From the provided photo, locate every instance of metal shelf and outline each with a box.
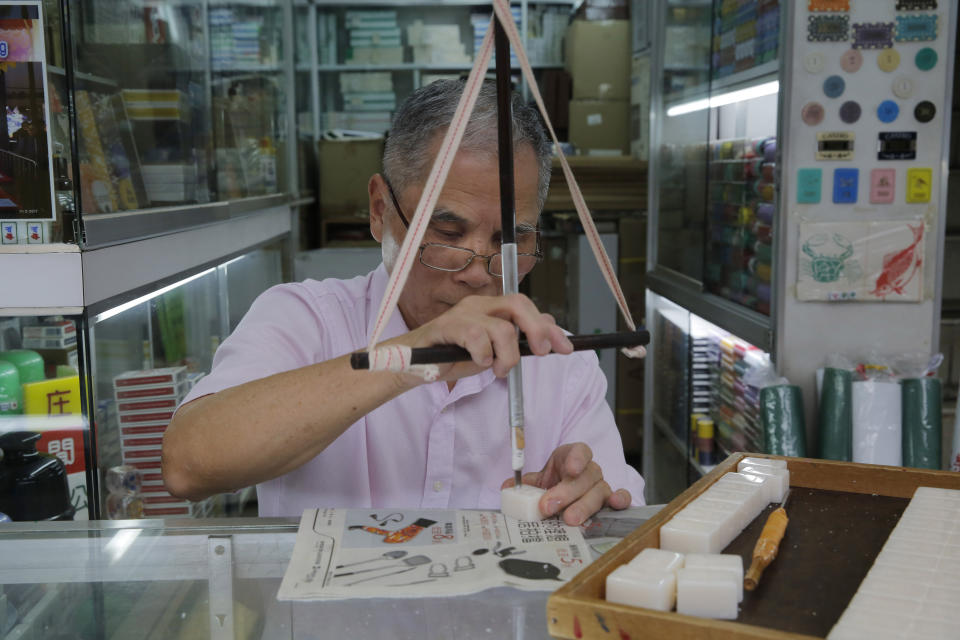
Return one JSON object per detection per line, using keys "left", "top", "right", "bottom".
{"left": 647, "top": 268, "right": 774, "bottom": 352}
{"left": 47, "top": 65, "right": 118, "bottom": 87}
{"left": 313, "top": 62, "right": 563, "bottom": 72}
{"left": 709, "top": 60, "right": 779, "bottom": 94}
{"left": 653, "top": 407, "right": 716, "bottom": 478}
{"left": 654, "top": 414, "right": 687, "bottom": 460}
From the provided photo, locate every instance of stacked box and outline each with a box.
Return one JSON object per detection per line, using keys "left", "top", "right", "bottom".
{"left": 209, "top": 9, "right": 273, "bottom": 70}
{"left": 407, "top": 21, "right": 470, "bottom": 65}
{"left": 471, "top": 10, "right": 520, "bottom": 65}
{"left": 113, "top": 366, "right": 190, "bottom": 517}
{"left": 525, "top": 6, "right": 567, "bottom": 66}
{"left": 345, "top": 10, "right": 404, "bottom": 66}
{"left": 22, "top": 321, "right": 78, "bottom": 351}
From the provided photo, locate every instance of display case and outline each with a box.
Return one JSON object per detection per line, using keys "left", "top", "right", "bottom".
{"left": 644, "top": 0, "right": 957, "bottom": 504}
{"left": 1, "top": 233, "right": 289, "bottom": 522}
{"left": 2, "top": 0, "right": 304, "bottom": 248}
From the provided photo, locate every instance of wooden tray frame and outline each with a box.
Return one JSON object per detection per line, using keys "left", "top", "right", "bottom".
{"left": 547, "top": 452, "right": 960, "bottom": 640}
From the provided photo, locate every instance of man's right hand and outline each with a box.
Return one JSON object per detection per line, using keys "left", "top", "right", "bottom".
{"left": 390, "top": 293, "right": 573, "bottom": 382}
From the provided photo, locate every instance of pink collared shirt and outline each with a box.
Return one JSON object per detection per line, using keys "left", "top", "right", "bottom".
{"left": 181, "top": 265, "right": 645, "bottom": 516}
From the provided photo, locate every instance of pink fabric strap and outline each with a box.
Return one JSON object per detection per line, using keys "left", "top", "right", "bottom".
{"left": 365, "top": 6, "right": 645, "bottom": 374}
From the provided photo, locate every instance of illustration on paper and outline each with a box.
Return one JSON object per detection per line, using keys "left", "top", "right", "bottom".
{"left": 870, "top": 223, "right": 923, "bottom": 299}
{"left": 279, "top": 508, "right": 592, "bottom": 600}
{"left": 801, "top": 233, "right": 861, "bottom": 283}
{"left": 796, "top": 221, "right": 925, "bottom": 302}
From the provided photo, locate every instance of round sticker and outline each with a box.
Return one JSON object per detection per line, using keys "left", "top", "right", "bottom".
{"left": 802, "top": 102, "right": 825, "bottom": 126}
{"left": 823, "top": 75, "right": 845, "bottom": 99}
{"left": 892, "top": 76, "right": 914, "bottom": 99}
{"left": 877, "top": 100, "right": 899, "bottom": 124}
{"left": 915, "top": 48, "right": 937, "bottom": 71}
{"left": 804, "top": 52, "right": 826, "bottom": 74}
{"left": 877, "top": 49, "right": 901, "bottom": 72}
{"left": 839, "top": 101, "right": 861, "bottom": 124}
{"left": 914, "top": 101, "right": 936, "bottom": 123}
{"left": 840, "top": 49, "right": 863, "bottom": 73}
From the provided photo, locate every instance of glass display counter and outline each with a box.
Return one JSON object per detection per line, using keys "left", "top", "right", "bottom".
{"left": 0, "top": 507, "right": 661, "bottom": 639}
{"left": 1, "top": 236, "right": 289, "bottom": 522}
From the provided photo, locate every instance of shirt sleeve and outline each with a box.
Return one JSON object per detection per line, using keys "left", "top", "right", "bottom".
{"left": 557, "top": 352, "right": 647, "bottom": 506}
{"left": 179, "top": 283, "right": 332, "bottom": 408}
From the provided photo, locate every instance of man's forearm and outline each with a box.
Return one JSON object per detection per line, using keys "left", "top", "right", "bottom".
{"left": 162, "top": 353, "right": 416, "bottom": 501}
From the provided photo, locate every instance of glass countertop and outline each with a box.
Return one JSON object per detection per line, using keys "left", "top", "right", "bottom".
{"left": 0, "top": 507, "right": 663, "bottom": 639}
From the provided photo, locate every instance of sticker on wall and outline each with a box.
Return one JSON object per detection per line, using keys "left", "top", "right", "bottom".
{"left": 896, "top": 0, "right": 937, "bottom": 10}
{"left": 808, "top": 0, "right": 850, "bottom": 12}
{"left": 808, "top": 15, "right": 849, "bottom": 42}
{"left": 852, "top": 23, "right": 895, "bottom": 49}
{"left": 797, "top": 221, "right": 925, "bottom": 302}
{"left": 895, "top": 15, "right": 937, "bottom": 41}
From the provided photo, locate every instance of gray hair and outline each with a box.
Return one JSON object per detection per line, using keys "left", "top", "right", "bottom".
{"left": 383, "top": 79, "right": 552, "bottom": 210}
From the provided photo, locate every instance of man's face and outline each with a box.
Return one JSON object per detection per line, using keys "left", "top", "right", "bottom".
{"left": 369, "top": 141, "right": 541, "bottom": 330}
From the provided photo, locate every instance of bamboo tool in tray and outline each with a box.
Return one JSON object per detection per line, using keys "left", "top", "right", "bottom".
{"left": 744, "top": 489, "right": 790, "bottom": 591}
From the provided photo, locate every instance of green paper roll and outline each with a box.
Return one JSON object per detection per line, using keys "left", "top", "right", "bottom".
{"left": 760, "top": 384, "right": 807, "bottom": 457}
{"left": 0, "top": 361, "right": 22, "bottom": 415}
{"left": 819, "top": 368, "right": 853, "bottom": 461}
{"left": 901, "top": 377, "right": 942, "bottom": 469}
{"left": 0, "top": 349, "right": 44, "bottom": 384}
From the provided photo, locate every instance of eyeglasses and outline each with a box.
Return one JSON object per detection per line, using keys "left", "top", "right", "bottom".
{"left": 382, "top": 175, "right": 543, "bottom": 277}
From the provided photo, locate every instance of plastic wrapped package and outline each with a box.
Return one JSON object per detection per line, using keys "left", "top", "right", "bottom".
{"left": 819, "top": 367, "right": 853, "bottom": 461}
{"left": 746, "top": 359, "right": 807, "bottom": 457}
{"left": 901, "top": 377, "right": 941, "bottom": 469}
{"left": 852, "top": 379, "right": 901, "bottom": 466}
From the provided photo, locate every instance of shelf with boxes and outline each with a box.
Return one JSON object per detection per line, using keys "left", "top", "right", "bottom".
{"left": 295, "top": 2, "right": 573, "bottom": 143}
{"left": 8, "top": 0, "right": 299, "bottom": 249}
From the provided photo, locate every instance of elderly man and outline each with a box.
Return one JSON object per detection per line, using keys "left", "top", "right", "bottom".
{"left": 163, "top": 80, "right": 644, "bottom": 525}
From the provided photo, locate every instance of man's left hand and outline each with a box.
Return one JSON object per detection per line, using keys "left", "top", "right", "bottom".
{"left": 500, "top": 442, "right": 631, "bottom": 526}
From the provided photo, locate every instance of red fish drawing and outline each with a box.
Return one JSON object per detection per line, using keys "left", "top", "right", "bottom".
{"left": 871, "top": 223, "right": 923, "bottom": 299}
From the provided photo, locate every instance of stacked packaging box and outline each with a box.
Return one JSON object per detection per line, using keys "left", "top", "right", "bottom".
{"left": 710, "top": 336, "right": 765, "bottom": 458}
{"left": 565, "top": 18, "right": 631, "bottom": 155}
{"left": 407, "top": 21, "right": 470, "bottom": 65}
{"left": 525, "top": 6, "right": 568, "bottom": 66}
{"left": 704, "top": 136, "right": 775, "bottom": 315}
{"left": 345, "top": 10, "right": 403, "bottom": 66}
{"left": 470, "top": 9, "right": 520, "bottom": 65}
{"left": 120, "top": 89, "right": 196, "bottom": 204}
{"left": 209, "top": 8, "right": 271, "bottom": 70}
{"left": 113, "top": 366, "right": 200, "bottom": 517}
{"left": 339, "top": 71, "right": 396, "bottom": 114}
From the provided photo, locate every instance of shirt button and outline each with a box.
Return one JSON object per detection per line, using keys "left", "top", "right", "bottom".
{"left": 433, "top": 481, "right": 443, "bottom": 492}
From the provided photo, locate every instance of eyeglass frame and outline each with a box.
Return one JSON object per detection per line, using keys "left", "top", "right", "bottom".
{"left": 381, "top": 174, "right": 544, "bottom": 277}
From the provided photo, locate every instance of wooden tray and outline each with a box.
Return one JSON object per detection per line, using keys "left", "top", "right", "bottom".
{"left": 547, "top": 453, "right": 960, "bottom": 640}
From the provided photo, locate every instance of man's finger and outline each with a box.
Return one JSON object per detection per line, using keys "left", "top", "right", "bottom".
{"left": 561, "top": 442, "right": 593, "bottom": 479}
{"left": 540, "top": 460, "right": 603, "bottom": 517}
{"left": 561, "top": 480, "right": 612, "bottom": 526}
{"left": 606, "top": 488, "right": 631, "bottom": 510}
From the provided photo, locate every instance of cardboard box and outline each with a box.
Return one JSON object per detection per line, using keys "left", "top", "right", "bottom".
{"left": 569, "top": 99, "right": 629, "bottom": 155}
{"left": 565, "top": 20, "right": 630, "bottom": 100}
{"left": 318, "top": 137, "right": 384, "bottom": 213}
